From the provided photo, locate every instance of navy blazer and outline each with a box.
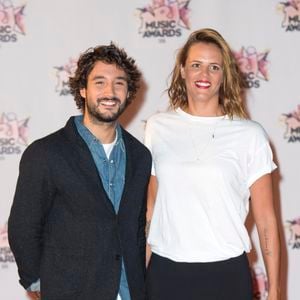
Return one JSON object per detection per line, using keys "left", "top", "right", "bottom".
{"left": 8, "top": 117, "right": 152, "bottom": 300}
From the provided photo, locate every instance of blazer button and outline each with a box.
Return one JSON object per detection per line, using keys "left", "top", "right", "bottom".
{"left": 115, "top": 254, "right": 121, "bottom": 261}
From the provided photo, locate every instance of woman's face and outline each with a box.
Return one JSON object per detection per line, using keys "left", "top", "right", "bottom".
{"left": 181, "top": 42, "right": 224, "bottom": 109}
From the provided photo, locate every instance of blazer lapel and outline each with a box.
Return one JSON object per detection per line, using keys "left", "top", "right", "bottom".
{"left": 63, "top": 117, "right": 115, "bottom": 214}
{"left": 118, "top": 130, "right": 134, "bottom": 212}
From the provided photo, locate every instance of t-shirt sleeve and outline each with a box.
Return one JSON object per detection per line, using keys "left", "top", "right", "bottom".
{"left": 144, "top": 119, "right": 156, "bottom": 176}
{"left": 246, "top": 125, "right": 277, "bottom": 188}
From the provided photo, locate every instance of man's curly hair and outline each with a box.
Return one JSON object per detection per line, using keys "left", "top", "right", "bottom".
{"left": 69, "top": 43, "right": 141, "bottom": 112}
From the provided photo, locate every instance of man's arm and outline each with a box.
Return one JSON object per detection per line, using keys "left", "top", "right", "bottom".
{"left": 138, "top": 187, "right": 147, "bottom": 269}
{"left": 27, "top": 279, "right": 41, "bottom": 299}
{"left": 27, "top": 291, "right": 41, "bottom": 300}
{"left": 8, "top": 142, "right": 51, "bottom": 289}
{"left": 250, "top": 173, "right": 280, "bottom": 300}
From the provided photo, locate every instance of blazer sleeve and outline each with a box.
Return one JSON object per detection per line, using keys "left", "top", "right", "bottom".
{"left": 137, "top": 188, "right": 147, "bottom": 268}
{"left": 8, "top": 141, "right": 53, "bottom": 289}
{"left": 137, "top": 147, "right": 152, "bottom": 270}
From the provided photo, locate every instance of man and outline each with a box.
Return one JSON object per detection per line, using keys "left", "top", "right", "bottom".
{"left": 8, "top": 43, "right": 152, "bottom": 300}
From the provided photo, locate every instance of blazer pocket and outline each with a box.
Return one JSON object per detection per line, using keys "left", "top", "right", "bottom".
{"left": 41, "top": 247, "right": 87, "bottom": 298}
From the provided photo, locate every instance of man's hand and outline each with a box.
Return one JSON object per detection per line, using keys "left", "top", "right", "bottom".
{"left": 27, "top": 291, "right": 41, "bottom": 300}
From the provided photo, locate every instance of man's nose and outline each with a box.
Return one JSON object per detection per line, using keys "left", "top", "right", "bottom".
{"left": 103, "top": 82, "right": 115, "bottom": 96}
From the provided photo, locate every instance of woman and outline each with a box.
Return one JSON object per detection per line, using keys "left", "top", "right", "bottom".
{"left": 144, "top": 28, "right": 280, "bottom": 300}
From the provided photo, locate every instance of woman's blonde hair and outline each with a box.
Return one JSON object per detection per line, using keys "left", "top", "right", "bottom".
{"left": 168, "top": 28, "right": 247, "bottom": 119}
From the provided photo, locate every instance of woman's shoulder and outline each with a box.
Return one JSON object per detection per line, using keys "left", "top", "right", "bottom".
{"left": 231, "top": 117, "right": 269, "bottom": 140}
{"left": 146, "top": 109, "right": 177, "bottom": 125}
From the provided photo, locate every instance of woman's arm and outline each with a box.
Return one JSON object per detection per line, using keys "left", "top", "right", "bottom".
{"left": 146, "top": 175, "right": 158, "bottom": 267}
{"left": 250, "top": 173, "right": 281, "bottom": 300}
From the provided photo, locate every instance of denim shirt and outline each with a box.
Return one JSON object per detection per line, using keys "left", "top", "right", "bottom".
{"left": 75, "top": 116, "right": 130, "bottom": 300}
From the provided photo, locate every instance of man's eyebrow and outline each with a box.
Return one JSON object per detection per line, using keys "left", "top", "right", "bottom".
{"left": 90, "top": 75, "right": 127, "bottom": 81}
{"left": 91, "top": 75, "right": 105, "bottom": 81}
{"left": 115, "top": 76, "right": 127, "bottom": 81}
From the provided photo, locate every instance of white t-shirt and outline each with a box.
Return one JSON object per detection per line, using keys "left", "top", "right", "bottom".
{"left": 102, "top": 130, "right": 117, "bottom": 158}
{"left": 144, "top": 108, "right": 277, "bottom": 263}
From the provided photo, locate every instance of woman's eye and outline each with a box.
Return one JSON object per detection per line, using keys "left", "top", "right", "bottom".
{"left": 191, "top": 63, "right": 200, "bottom": 68}
{"left": 210, "top": 65, "right": 221, "bottom": 71}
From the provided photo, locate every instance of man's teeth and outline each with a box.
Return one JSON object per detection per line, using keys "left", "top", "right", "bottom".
{"left": 101, "top": 100, "right": 116, "bottom": 106}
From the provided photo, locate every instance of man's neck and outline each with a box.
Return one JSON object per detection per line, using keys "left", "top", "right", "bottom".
{"left": 83, "top": 116, "right": 117, "bottom": 144}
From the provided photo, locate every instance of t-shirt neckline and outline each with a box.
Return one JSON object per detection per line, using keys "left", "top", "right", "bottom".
{"left": 176, "top": 107, "right": 227, "bottom": 123}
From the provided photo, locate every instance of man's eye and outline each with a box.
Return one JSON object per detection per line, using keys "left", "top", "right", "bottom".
{"left": 96, "top": 81, "right": 104, "bottom": 85}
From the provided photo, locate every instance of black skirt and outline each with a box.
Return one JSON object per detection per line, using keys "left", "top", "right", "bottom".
{"left": 146, "top": 252, "right": 253, "bottom": 300}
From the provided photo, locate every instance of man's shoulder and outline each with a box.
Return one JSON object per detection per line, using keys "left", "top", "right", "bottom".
{"left": 19, "top": 129, "right": 63, "bottom": 165}
{"left": 121, "top": 127, "right": 144, "bottom": 147}
{"left": 25, "top": 117, "right": 77, "bottom": 150}
{"left": 27, "top": 127, "right": 65, "bottom": 149}
{"left": 21, "top": 117, "right": 78, "bottom": 160}
{"left": 121, "top": 128, "right": 151, "bottom": 157}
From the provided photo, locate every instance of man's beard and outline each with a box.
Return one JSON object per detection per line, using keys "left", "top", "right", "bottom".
{"left": 86, "top": 97, "right": 127, "bottom": 123}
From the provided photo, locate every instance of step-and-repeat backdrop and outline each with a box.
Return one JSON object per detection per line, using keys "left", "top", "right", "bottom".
{"left": 0, "top": 1, "right": 299, "bottom": 299}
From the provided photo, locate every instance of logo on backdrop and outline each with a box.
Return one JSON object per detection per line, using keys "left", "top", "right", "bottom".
{"left": 0, "top": 0, "right": 26, "bottom": 44}
{"left": 136, "top": 0, "right": 191, "bottom": 42}
{"left": 0, "top": 112, "right": 29, "bottom": 159}
{"left": 0, "top": 222, "right": 15, "bottom": 268}
{"left": 234, "top": 46, "right": 270, "bottom": 89}
{"left": 251, "top": 266, "right": 268, "bottom": 300}
{"left": 280, "top": 105, "right": 300, "bottom": 142}
{"left": 286, "top": 216, "right": 300, "bottom": 249}
{"left": 278, "top": 0, "right": 300, "bottom": 31}
{"left": 54, "top": 58, "right": 77, "bottom": 96}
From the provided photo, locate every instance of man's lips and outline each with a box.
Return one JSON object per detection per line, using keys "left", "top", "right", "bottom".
{"left": 194, "top": 80, "right": 211, "bottom": 89}
{"left": 99, "top": 100, "right": 118, "bottom": 106}
{"left": 97, "top": 98, "right": 121, "bottom": 107}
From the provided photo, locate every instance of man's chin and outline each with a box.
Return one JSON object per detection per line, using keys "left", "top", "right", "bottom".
{"left": 94, "top": 112, "right": 120, "bottom": 123}
{"left": 87, "top": 104, "right": 126, "bottom": 123}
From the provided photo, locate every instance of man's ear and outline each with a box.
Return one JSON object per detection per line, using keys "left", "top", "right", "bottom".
{"left": 80, "top": 88, "right": 86, "bottom": 99}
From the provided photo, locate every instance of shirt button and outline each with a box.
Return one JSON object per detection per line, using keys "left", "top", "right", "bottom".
{"left": 110, "top": 160, "right": 114, "bottom": 163}
{"left": 109, "top": 183, "right": 113, "bottom": 187}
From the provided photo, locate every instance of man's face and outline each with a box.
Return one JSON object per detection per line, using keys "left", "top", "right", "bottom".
{"left": 80, "top": 61, "right": 128, "bottom": 123}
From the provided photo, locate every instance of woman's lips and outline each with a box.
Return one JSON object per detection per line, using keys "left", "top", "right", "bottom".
{"left": 194, "top": 80, "right": 211, "bottom": 89}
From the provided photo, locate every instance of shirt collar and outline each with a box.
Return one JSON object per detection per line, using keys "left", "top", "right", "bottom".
{"left": 74, "top": 115, "right": 123, "bottom": 148}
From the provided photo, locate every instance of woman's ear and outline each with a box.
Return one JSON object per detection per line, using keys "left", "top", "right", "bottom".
{"left": 180, "top": 65, "right": 185, "bottom": 79}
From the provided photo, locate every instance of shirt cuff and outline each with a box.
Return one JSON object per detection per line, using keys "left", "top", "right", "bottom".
{"left": 26, "top": 279, "right": 40, "bottom": 292}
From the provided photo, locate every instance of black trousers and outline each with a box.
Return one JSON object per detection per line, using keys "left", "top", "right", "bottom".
{"left": 146, "top": 252, "right": 253, "bottom": 300}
